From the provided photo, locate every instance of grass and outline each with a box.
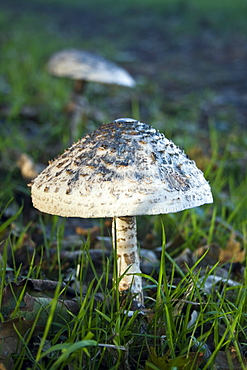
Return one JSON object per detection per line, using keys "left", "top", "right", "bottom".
{"left": 1, "top": 0, "right": 247, "bottom": 368}
{"left": 1, "top": 221, "right": 247, "bottom": 369}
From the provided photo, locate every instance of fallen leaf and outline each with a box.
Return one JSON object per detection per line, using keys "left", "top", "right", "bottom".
{"left": 219, "top": 233, "right": 245, "bottom": 263}
{"left": 174, "top": 248, "right": 193, "bottom": 268}
{"left": 0, "top": 363, "right": 8, "bottom": 370}
{"left": 0, "top": 318, "right": 35, "bottom": 365}
{"left": 145, "top": 347, "right": 204, "bottom": 370}
{"left": 145, "top": 347, "right": 170, "bottom": 369}
{"left": 75, "top": 225, "right": 100, "bottom": 237}
{"left": 1, "top": 279, "right": 79, "bottom": 322}
{"left": 192, "top": 243, "right": 221, "bottom": 267}
{"left": 215, "top": 346, "right": 247, "bottom": 369}
{"left": 18, "top": 293, "right": 79, "bottom": 325}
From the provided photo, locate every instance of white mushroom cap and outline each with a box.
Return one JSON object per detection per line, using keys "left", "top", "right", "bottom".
{"left": 31, "top": 118, "right": 213, "bottom": 218}
{"left": 47, "top": 49, "right": 136, "bottom": 88}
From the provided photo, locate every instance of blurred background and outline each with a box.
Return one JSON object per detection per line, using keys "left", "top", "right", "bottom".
{"left": 0, "top": 0, "right": 246, "bottom": 249}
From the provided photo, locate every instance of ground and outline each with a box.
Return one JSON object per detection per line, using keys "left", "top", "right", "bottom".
{"left": 0, "top": 1, "right": 247, "bottom": 369}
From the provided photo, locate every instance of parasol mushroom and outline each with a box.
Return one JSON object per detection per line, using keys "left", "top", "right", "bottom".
{"left": 30, "top": 118, "right": 213, "bottom": 308}
{"left": 48, "top": 49, "right": 136, "bottom": 90}
{"left": 47, "top": 49, "right": 136, "bottom": 141}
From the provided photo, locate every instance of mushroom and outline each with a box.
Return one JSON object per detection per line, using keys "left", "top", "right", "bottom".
{"left": 48, "top": 49, "right": 136, "bottom": 90}
{"left": 17, "top": 153, "right": 45, "bottom": 181}
{"left": 30, "top": 118, "right": 213, "bottom": 308}
{"left": 47, "top": 49, "right": 136, "bottom": 141}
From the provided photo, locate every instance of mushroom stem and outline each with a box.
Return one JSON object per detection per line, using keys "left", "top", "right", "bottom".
{"left": 74, "top": 79, "right": 87, "bottom": 94}
{"left": 69, "top": 82, "right": 88, "bottom": 143}
{"left": 112, "top": 216, "right": 144, "bottom": 307}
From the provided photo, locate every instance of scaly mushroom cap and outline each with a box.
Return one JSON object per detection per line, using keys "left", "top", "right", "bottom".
{"left": 31, "top": 118, "right": 213, "bottom": 218}
{"left": 47, "top": 49, "right": 136, "bottom": 87}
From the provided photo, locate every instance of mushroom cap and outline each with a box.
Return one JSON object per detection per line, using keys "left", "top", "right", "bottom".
{"left": 31, "top": 118, "right": 213, "bottom": 218}
{"left": 47, "top": 49, "right": 136, "bottom": 87}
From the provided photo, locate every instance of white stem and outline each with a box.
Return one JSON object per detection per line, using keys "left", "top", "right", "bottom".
{"left": 112, "top": 216, "right": 144, "bottom": 307}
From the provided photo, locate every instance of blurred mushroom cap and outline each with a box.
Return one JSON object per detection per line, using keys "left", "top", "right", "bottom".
{"left": 17, "top": 153, "right": 45, "bottom": 181}
{"left": 47, "top": 49, "right": 136, "bottom": 87}
{"left": 31, "top": 118, "right": 213, "bottom": 218}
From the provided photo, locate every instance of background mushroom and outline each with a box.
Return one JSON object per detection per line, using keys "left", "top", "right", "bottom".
{"left": 47, "top": 49, "right": 136, "bottom": 141}
{"left": 30, "top": 118, "right": 213, "bottom": 308}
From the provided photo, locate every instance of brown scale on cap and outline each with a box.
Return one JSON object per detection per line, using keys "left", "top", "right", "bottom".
{"left": 31, "top": 119, "right": 212, "bottom": 217}
{"left": 30, "top": 118, "right": 213, "bottom": 308}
